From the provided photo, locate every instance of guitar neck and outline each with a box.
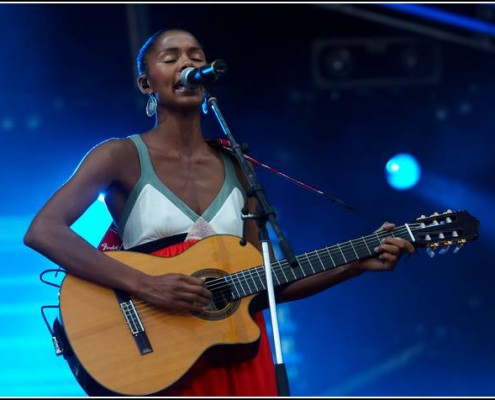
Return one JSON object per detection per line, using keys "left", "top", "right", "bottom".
{"left": 218, "top": 224, "right": 414, "bottom": 300}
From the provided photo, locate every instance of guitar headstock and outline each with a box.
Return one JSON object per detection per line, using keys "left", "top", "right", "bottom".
{"left": 409, "top": 210, "right": 479, "bottom": 257}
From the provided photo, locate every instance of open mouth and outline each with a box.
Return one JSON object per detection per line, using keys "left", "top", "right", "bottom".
{"left": 174, "top": 81, "right": 196, "bottom": 92}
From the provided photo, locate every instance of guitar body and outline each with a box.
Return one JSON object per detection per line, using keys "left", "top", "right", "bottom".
{"left": 59, "top": 235, "right": 263, "bottom": 395}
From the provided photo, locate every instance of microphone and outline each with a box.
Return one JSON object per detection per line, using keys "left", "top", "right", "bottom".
{"left": 180, "top": 59, "right": 228, "bottom": 89}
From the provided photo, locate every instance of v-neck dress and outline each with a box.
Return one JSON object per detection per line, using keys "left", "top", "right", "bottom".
{"left": 118, "top": 134, "right": 246, "bottom": 250}
{"left": 113, "top": 134, "right": 278, "bottom": 396}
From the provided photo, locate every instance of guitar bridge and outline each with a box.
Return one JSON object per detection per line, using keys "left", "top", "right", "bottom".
{"left": 120, "top": 300, "right": 144, "bottom": 335}
{"left": 114, "top": 289, "right": 153, "bottom": 356}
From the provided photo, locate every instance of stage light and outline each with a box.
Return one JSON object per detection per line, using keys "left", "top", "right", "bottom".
{"left": 379, "top": 4, "right": 495, "bottom": 38}
{"left": 385, "top": 153, "right": 421, "bottom": 190}
{"left": 312, "top": 37, "right": 441, "bottom": 88}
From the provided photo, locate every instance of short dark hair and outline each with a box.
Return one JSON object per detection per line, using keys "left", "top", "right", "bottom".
{"left": 136, "top": 28, "right": 204, "bottom": 76}
{"left": 136, "top": 29, "right": 167, "bottom": 76}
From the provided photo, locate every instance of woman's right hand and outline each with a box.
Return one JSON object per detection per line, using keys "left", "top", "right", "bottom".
{"left": 136, "top": 273, "right": 213, "bottom": 312}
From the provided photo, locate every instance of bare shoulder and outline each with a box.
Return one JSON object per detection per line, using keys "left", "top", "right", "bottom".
{"left": 71, "top": 136, "right": 140, "bottom": 183}
{"left": 90, "top": 136, "right": 137, "bottom": 158}
{"left": 80, "top": 136, "right": 137, "bottom": 168}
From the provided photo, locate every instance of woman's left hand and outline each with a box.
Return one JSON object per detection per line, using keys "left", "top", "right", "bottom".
{"left": 355, "top": 222, "right": 416, "bottom": 272}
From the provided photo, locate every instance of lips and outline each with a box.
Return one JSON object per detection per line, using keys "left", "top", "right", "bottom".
{"left": 174, "top": 81, "right": 195, "bottom": 92}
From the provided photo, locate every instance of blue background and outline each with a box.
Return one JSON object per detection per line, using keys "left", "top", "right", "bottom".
{"left": 2, "top": 3, "right": 494, "bottom": 396}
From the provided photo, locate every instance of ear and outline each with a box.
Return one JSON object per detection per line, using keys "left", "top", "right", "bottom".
{"left": 137, "top": 75, "right": 151, "bottom": 94}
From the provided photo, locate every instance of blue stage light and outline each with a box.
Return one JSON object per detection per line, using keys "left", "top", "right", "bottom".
{"left": 378, "top": 4, "right": 495, "bottom": 37}
{"left": 385, "top": 153, "right": 421, "bottom": 190}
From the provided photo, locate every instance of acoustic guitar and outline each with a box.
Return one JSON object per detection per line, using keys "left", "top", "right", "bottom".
{"left": 58, "top": 209, "right": 479, "bottom": 395}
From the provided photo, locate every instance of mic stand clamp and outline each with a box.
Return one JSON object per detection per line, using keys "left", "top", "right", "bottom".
{"left": 205, "top": 87, "right": 296, "bottom": 396}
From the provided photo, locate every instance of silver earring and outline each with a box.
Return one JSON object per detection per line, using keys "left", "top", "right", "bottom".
{"left": 146, "top": 94, "right": 157, "bottom": 117}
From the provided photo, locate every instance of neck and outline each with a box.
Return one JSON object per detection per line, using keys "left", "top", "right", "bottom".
{"left": 149, "top": 109, "right": 209, "bottom": 156}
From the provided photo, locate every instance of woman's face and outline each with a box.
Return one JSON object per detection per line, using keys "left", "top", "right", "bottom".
{"left": 146, "top": 30, "right": 207, "bottom": 111}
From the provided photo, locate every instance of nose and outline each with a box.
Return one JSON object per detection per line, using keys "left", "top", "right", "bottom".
{"left": 180, "top": 60, "right": 194, "bottom": 71}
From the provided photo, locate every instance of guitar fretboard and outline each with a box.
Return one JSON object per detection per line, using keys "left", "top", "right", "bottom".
{"left": 207, "top": 224, "right": 416, "bottom": 300}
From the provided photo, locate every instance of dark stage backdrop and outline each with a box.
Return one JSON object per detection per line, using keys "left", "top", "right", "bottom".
{"left": 1, "top": 3, "right": 494, "bottom": 396}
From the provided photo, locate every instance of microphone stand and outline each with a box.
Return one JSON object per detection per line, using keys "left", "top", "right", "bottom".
{"left": 204, "top": 87, "right": 298, "bottom": 397}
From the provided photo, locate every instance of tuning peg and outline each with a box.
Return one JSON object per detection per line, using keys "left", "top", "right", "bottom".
{"left": 426, "top": 247, "right": 436, "bottom": 258}
{"left": 453, "top": 239, "right": 467, "bottom": 254}
{"left": 439, "top": 241, "right": 451, "bottom": 254}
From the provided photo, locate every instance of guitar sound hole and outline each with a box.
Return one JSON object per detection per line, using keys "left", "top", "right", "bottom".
{"left": 191, "top": 269, "right": 240, "bottom": 321}
{"left": 208, "top": 277, "right": 233, "bottom": 310}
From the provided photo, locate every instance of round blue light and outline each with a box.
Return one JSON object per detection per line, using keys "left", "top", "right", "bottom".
{"left": 385, "top": 153, "right": 421, "bottom": 190}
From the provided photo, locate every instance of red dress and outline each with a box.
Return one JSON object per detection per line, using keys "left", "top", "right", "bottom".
{"left": 97, "top": 225, "right": 279, "bottom": 397}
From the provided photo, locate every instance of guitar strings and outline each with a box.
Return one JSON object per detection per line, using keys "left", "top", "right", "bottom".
{"left": 120, "top": 216, "right": 464, "bottom": 335}
{"left": 122, "top": 227, "right": 416, "bottom": 319}
{"left": 209, "top": 218, "right": 459, "bottom": 300}
{"left": 124, "top": 221, "right": 452, "bottom": 322}
{"left": 131, "top": 299, "right": 191, "bottom": 317}
{"left": 128, "top": 225, "right": 420, "bottom": 321}
{"left": 203, "top": 224, "right": 423, "bottom": 295}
